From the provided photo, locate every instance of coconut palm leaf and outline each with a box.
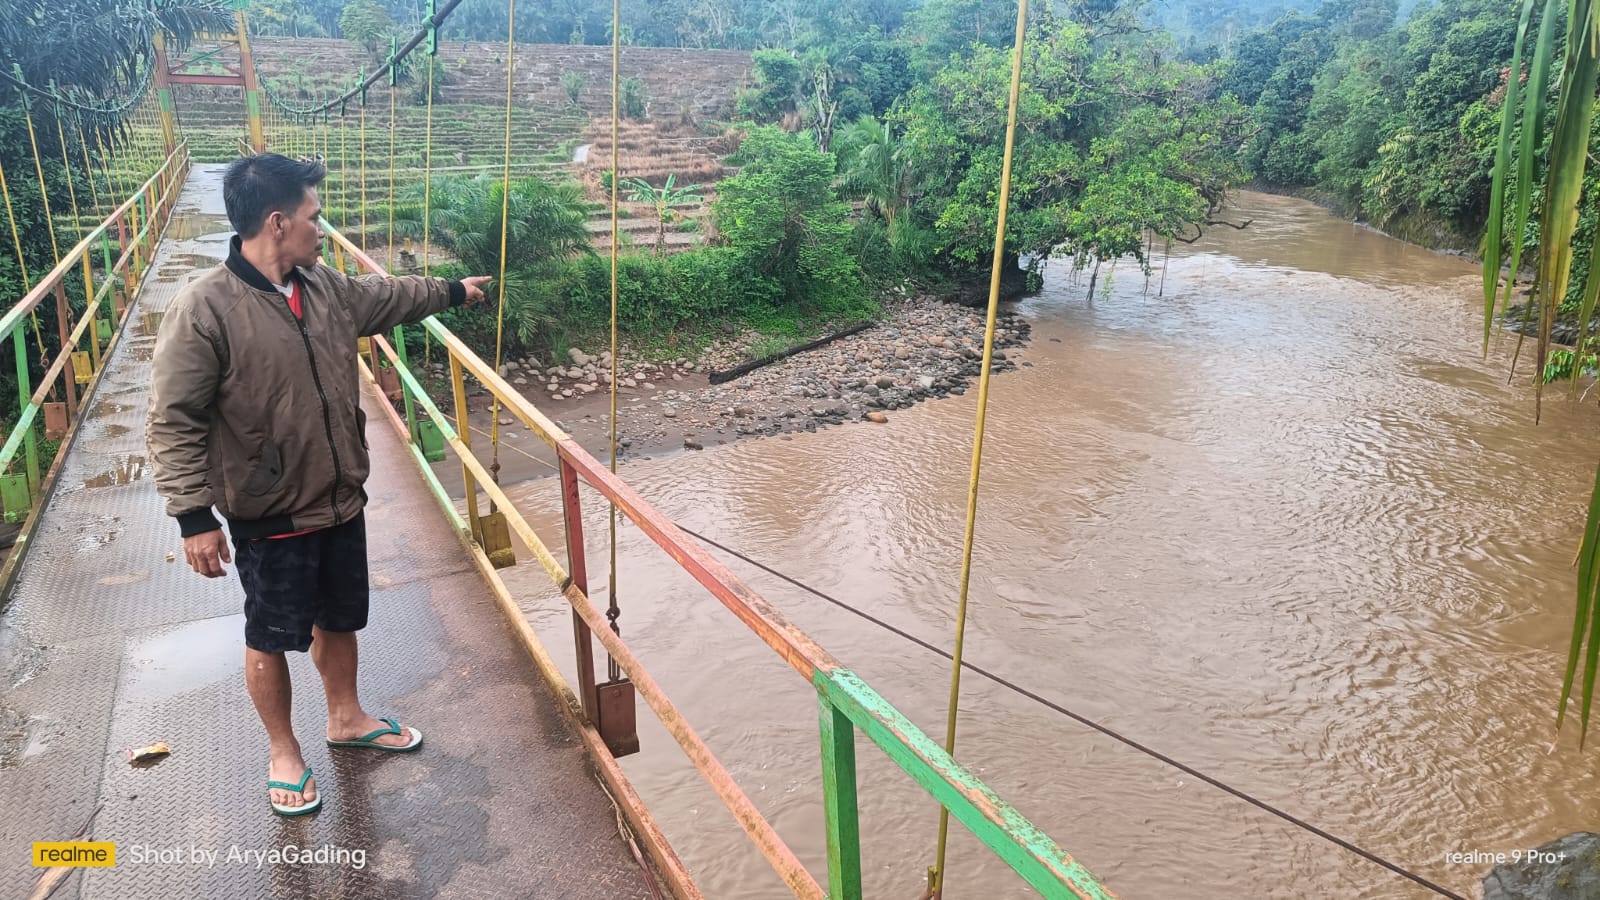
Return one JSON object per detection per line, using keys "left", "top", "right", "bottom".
{"left": 1482, "top": 0, "right": 1536, "bottom": 351}
{"left": 1486, "top": 0, "right": 1600, "bottom": 746}
{"left": 2, "top": 0, "right": 230, "bottom": 99}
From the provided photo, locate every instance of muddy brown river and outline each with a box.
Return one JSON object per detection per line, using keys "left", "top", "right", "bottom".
{"left": 496, "top": 191, "right": 1600, "bottom": 899}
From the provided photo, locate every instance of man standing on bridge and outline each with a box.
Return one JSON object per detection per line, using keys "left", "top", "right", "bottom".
{"left": 146, "top": 153, "right": 490, "bottom": 816}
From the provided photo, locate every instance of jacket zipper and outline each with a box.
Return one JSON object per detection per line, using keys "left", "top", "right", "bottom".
{"left": 286, "top": 297, "right": 344, "bottom": 527}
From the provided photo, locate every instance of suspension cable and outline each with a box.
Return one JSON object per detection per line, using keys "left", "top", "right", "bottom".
{"left": 605, "top": 0, "right": 624, "bottom": 676}
{"left": 51, "top": 102, "right": 84, "bottom": 242}
{"left": 94, "top": 132, "right": 125, "bottom": 213}
{"left": 0, "top": 65, "right": 152, "bottom": 119}
{"left": 247, "top": 0, "right": 466, "bottom": 118}
{"left": 359, "top": 74, "right": 369, "bottom": 253}
{"left": 679, "top": 527, "right": 1468, "bottom": 900}
{"left": 338, "top": 105, "right": 349, "bottom": 235}
{"left": 387, "top": 56, "right": 397, "bottom": 273}
{"left": 1, "top": 115, "right": 51, "bottom": 359}
{"left": 488, "top": 0, "right": 516, "bottom": 488}
{"left": 929, "top": 1, "right": 1029, "bottom": 894}
{"left": 0, "top": 157, "right": 31, "bottom": 294}
{"left": 20, "top": 103, "right": 61, "bottom": 267}
{"left": 72, "top": 112, "right": 102, "bottom": 216}
{"left": 422, "top": 52, "right": 436, "bottom": 367}
{"left": 52, "top": 102, "right": 95, "bottom": 340}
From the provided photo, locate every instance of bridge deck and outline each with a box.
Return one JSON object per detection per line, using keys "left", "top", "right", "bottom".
{"left": 0, "top": 165, "right": 653, "bottom": 899}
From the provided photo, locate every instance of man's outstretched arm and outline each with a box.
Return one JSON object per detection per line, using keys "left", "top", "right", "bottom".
{"left": 326, "top": 266, "right": 490, "bottom": 335}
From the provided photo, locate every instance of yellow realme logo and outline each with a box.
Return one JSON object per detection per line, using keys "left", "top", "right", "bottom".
{"left": 32, "top": 842, "right": 116, "bottom": 867}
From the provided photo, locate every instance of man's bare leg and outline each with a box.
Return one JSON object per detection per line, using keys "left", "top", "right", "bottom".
{"left": 245, "top": 648, "right": 316, "bottom": 808}
{"left": 311, "top": 626, "right": 417, "bottom": 748}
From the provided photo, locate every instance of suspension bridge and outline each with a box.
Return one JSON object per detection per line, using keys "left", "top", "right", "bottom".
{"left": 0, "top": 0, "right": 1516, "bottom": 897}
{"left": 0, "top": 2, "right": 1116, "bottom": 898}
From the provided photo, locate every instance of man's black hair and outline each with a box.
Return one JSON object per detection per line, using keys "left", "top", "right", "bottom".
{"left": 222, "top": 153, "right": 326, "bottom": 239}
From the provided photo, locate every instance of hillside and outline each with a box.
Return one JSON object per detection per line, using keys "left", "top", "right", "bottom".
{"left": 168, "top": 38, "right": 753, "bottom": 256}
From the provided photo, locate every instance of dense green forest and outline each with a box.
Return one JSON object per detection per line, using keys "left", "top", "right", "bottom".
{"left": 0, "top": 0, "right": 1585, "bottom": 365}
{"left": 1220, "top": 0, "right": 1526, "bottom": 249}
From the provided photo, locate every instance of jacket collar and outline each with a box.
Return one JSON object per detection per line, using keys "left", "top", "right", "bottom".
{"left": 226, "top": 235, "right": 302, "bottom": 293}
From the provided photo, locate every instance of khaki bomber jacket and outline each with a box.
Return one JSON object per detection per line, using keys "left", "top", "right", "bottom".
{"left": 146, "top": 236, "right": 466, "bottom": 539}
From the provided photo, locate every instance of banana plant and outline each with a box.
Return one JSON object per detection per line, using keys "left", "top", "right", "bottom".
{"left": 623, "top": 173, "right": 705, "bottom": 255}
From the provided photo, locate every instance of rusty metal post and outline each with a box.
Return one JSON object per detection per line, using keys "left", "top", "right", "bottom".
{"left": 115, "top": 215, "right": 129, "bottom": 320}
{"left": 82, "top": 255, "right": 101, "bottom": 371}
{"left": 560, "top": 458, "right": 601, "bottom": 724}
{"left": 449, "top": 354, "right": 482, "bottom": 532}
{"left": 52, "top": 282, "right": 77, "bottom": 420}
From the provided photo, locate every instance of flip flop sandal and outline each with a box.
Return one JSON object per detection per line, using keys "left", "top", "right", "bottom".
{"left": 326, "top": 717, "right": 423, "bottom": 752}
{"left": 268, "top": 767, "right": 322, "bottom": 817}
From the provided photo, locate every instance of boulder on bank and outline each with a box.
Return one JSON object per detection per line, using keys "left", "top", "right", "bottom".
{"left": 1484, "top": 833, "right": 1600, "bottom": 900}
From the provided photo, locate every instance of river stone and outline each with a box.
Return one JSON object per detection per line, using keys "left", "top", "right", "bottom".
{"left": 1484, "top": 833, "right": 1600, "bottom": 899}
{"left": 866, "top": 412, "right": 888, "bottom": 424}
{"left": 569, "top": 348, "right": 592, "bottom": 366}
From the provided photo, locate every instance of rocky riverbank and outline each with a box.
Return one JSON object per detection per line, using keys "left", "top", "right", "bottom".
{"left": 433, "top": 293, "right": 1033, "bottom": 472}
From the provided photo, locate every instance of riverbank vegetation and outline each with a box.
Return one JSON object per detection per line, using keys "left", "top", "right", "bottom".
{"left": 2, "top": 0, "right": 1593, "bottom": 373}
{"left": 365, "top": 1, "right": 1254, "bottom": 362}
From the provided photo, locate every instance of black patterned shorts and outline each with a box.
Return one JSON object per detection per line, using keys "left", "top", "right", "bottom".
{"left": 234, "top": 512, "right": 369, "bottom": 654}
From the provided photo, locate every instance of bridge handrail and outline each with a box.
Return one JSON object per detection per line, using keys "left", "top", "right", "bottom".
{"left": 0, "top": 142, "right": 190, "bottom": 530}
{"left": 322, "top": 222, "right": 1114, "bottom": 900}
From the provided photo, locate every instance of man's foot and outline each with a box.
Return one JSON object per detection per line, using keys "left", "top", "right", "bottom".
{"left": 326, "top": 714, "right": 422, "bottom": 751}
{"left": 267, "top": 749, "right": 319, "bottom": 814}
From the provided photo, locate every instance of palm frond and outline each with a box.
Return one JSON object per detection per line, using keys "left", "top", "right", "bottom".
{"left": 1487, "top": 0, "right": 1600, "bottom": 747}
{"left": 1482, "top": 0, "right": 1537, "bottom": 351}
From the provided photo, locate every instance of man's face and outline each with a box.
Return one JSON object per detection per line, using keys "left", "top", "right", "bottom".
{"left": 265, "top": 188, "right": 324, "bottom": 270}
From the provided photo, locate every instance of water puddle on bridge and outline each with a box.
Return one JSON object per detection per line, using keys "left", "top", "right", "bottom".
{"left": 156, "top": 252, "right": 221, "bottom": 283}
{"left": 83, "top": 454, "right": 146, "bottom": 490}
{"left": 164, "top": 214, "right": 231, "bottom": 243}
{"left": 121, "top": 616, "right": 241, "bottom": 706}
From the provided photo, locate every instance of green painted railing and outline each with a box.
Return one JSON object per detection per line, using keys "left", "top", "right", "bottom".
{"left": 0, "top": 142, "right": 189, "bottom": 539}
{"left": 324, "top": 221, "right": 1116, "bottom": 900}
